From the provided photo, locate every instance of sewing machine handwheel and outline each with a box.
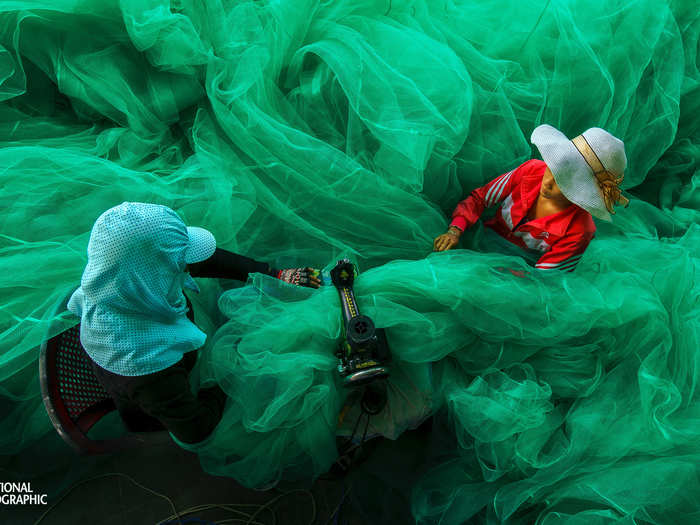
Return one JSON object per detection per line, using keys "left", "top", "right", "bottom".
{"left": 347, "top": 315, "right": 375, "bottom": 345}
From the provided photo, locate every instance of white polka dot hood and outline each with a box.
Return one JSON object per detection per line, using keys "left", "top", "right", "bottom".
{"left": 67, "top": 202, "right": 215, "bottom": 376}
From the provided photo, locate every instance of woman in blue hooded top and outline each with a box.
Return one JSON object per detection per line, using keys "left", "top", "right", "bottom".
{"left": 67, "top": 202, "right": 320, "bottom": 447}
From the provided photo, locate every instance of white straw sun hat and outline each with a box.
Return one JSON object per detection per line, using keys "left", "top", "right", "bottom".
{"left": 531, "top": 125, "right": 629, "bottom": 222}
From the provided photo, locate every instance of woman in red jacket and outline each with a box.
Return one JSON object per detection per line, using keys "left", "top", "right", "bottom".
{"left": 434, "top": 125, "right": 629, "bottom": 272}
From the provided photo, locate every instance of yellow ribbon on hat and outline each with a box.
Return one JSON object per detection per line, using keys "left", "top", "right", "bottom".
{"left": 571, "top": 135, "right": 629, "bottom": 214}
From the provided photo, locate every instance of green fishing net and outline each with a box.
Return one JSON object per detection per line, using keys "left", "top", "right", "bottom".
{"left": 1, "top": 0, "right": 699, "bottom": 523}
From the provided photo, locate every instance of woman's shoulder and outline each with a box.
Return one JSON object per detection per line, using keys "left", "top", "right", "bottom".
{"left": 520, "top": 158, "right": 547, "bottom": 170}
{"left": 513, "top": 158, "right": 547, "bottom": 178}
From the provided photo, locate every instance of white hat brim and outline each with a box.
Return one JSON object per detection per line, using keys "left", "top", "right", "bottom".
{"left": 185, "top": 226, "right": 216, "bottom": 264}
{"left": 531, "top": 124, "right": 611, "bottom": 222}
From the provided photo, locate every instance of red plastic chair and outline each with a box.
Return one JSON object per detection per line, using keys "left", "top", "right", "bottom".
{"left": 39, "top": 292, "right": 195, "bottom": 454}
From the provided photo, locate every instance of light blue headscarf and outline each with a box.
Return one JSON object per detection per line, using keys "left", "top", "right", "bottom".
{"left": 67, "top": 202, "right": 216, "bottom": 376}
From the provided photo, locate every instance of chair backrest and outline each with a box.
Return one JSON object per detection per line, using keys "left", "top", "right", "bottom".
{"left": 40, "top": 323, "right": 122, "bottom": 454}
{"left": 39, "top": 292, "right": 196, "bottom": 454}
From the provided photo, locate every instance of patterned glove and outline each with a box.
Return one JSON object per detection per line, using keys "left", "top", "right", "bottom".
{"left": 276, "top": 267, "right": 321, "bottom": 288}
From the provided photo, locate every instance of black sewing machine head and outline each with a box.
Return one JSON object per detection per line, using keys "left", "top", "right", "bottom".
{"left": 330, "top": 259, "right": 391, "bottom": 387}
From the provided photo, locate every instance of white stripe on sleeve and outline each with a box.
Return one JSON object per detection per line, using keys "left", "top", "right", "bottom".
{"left": 490, "top": 172, "right": 513, "bottom": 205}
{"left": 486, "top": 171, "right": 513, "bottom": 207}
{"left": 535, "top": 254, "right": 582, "bottom": 270}
{"left": 484, "top": 173, "right": 507, "bottom": 206}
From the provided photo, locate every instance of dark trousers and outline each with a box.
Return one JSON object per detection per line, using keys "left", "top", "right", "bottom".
{"left": 90, "top": 351, "right": 227, "bottom": 445}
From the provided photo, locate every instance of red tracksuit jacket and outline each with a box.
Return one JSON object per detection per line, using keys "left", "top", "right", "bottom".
{"left": 450, "top": 159, "right": 595, "bottom": 272}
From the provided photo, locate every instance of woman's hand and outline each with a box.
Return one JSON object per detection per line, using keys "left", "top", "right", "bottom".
{"left": 277, "top": 267, "right": 322, "bottom": 288}
{"left": 433, "top": 227, "right": 462, "bottom": 252}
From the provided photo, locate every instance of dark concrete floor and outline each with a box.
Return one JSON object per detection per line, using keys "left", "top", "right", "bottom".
{"left": 3, "top": 416, "right": 436, "bottom": 525}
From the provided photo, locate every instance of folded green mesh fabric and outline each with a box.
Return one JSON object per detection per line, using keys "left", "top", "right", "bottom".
{"left": 1, "top": 0, "right": 699, "bottom": 523}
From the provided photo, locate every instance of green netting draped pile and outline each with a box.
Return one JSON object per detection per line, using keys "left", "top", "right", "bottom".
{"left": 1, "top": 0, "right": 699, "bottom": 523}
